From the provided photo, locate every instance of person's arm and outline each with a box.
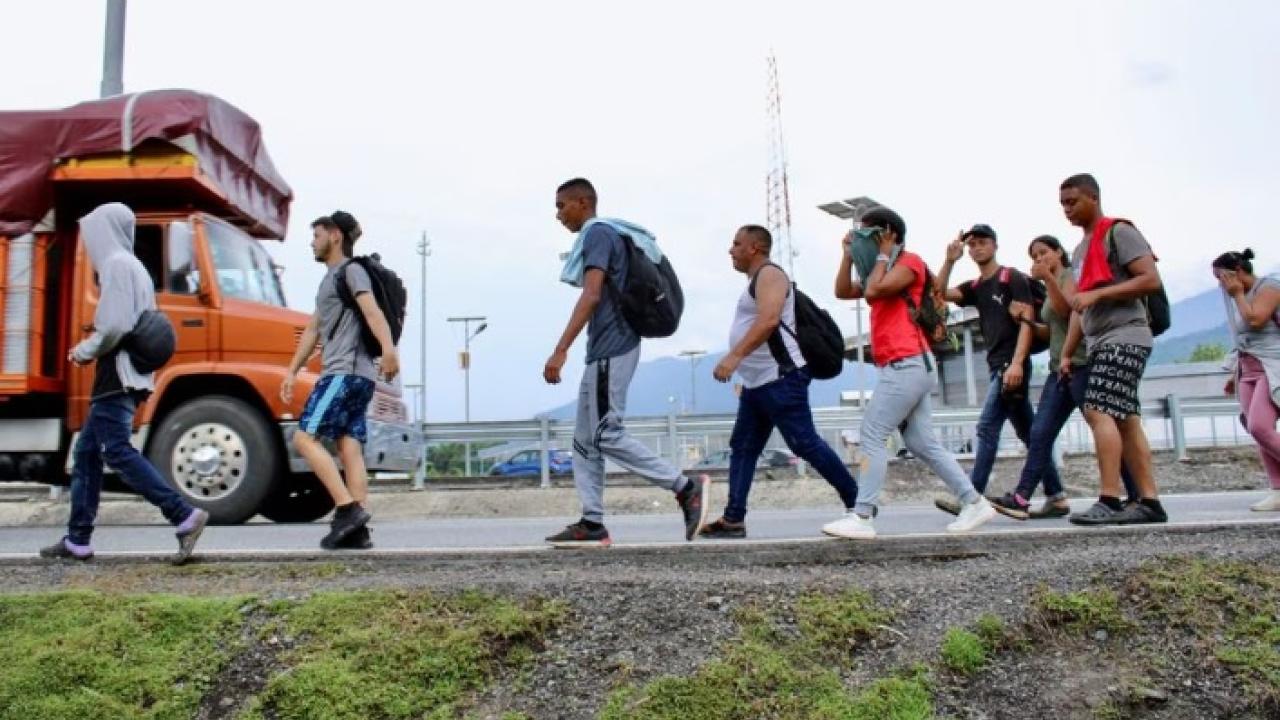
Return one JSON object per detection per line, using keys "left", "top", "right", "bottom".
{"left": 543, "top": 268, "right": 606, "bottom": 384}
{"left": 1003, "top": 273, "right": 1033, "bottom": 388}
{"left": 71, "top": 265, "right": 136, "bottom": 363}
{"left": 863, "top": 255, "right": 917, "bottom": 301}
{"left": 1009, "top": 301, "right": 1050, "bottom": 342}
{"left": 715, "top": 267, "right": 787, "bottom": 381}
{"left": 936, "top": 233, "right": 966, "bottom": 303}
{"left": 355, "top": 292, "right": 399, "bottom": 380}
{"left": 1229, "top": 282, "right": 1280, "bottom": 331}
{"left": 1060, "top": 311, "right": 1084, "bottom": 378}
{"left": 1042, "top": 269, "right": 1073, "bottom": 318}
{"left": 834, "top": 239, "right": 864, "bottom": 300}
{"left": 281, "top": 313, "right": 320, "bottom": 404}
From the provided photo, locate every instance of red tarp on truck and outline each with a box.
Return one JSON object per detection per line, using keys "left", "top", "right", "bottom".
{"left": 0, "top": 89, "right": 292, "bottom": 239}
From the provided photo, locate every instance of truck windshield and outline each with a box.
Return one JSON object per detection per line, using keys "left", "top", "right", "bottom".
{"left": 205, "top": 218, "right": 287, "bottom": 307}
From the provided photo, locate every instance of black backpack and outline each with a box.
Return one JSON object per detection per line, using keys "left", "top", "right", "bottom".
{"left": 750, "top": 265, "right": 846, "bottom": 380}
{"left": 1105, "top": 222, "right": 1171, "bottom": 336}
{"left": 611, "top": 233, "right": 684, "bottom": 338}
{"left": 332, "top": 254, "right": 408, "bottom": 357}
{"left": 123, "top": 309, "right": 176, "bottom": 374}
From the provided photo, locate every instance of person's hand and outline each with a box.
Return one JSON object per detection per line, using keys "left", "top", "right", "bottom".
{"left": 1224, "top": 378, "right": 1236, "bottom": 396}
{"left": 945, "top": 232, "right": 965, "bottom": 263}
{"left": 876, "top": 228, "right": 898, "bottom": 255}
{"left": 280, "top": 373, "right": 296, "bottom": 405}
{"left": 1008, "top": 300, "right": 1034, "bottom": 324}
{"left": 543, "top": 349, "right": 567, "bottom": 384}
{"left": 842, "top": 230, "right": 854, "bottom": 258}
{"left": 1071, "top": 289, "right": 1101, "bottom": 312}
{"left": 1217, "top": 268, "right": 1244, "bottom": 296}
{"left": 380, "top": 350, "right": 400, "bottom": 382}
{"left": 1031, "top": 254, "right": 1058, "bottom": 282}
{"left": 1003, "top": 363, "right": 1024, "bottom": 390}
{"left": 713, "top": 354, "right": 741, "bottom": 382}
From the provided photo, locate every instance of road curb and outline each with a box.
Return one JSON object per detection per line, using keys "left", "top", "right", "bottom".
{"left": 3, "top": 518, "right": 1277, "bottom": 568}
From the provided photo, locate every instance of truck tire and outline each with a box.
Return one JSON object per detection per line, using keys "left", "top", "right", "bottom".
{"left": 147, "top": 395, "right": 281, "bottom": 525}
{"left": 257, "top": 473, "right": 335, "bottom": 524}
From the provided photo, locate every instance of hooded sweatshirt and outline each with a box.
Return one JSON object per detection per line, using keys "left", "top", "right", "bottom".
{"left": 71, "top": 203, "right": 157, "bottom": 400}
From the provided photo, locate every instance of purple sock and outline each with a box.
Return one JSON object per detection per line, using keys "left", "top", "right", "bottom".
{"left": 63, "top": 538, "right": 94, "bottom": 559}
{"left": 176, "top": 508, "right": 206, "bottom": 534}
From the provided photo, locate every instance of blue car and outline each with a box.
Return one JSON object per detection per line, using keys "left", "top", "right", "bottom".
{"left": 489, "top": 449, "right": 573, "bottom": 477}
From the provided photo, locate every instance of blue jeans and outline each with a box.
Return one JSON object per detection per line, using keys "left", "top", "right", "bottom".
{"left": 971, "top": 367, "right": 1047, "bottom": 494}
{"left": 723, "top": 369, "right": 858, "bottom": 523}
{"left": 1014, "top": 366, "right": 1137, "bottom": 502}
{"left": 68, "top": 394, "right": 193, "bottom": 545}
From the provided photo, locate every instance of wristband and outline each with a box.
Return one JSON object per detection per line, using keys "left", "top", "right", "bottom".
{"left": 875, "top": 254, "right": 890, "bottom": 263}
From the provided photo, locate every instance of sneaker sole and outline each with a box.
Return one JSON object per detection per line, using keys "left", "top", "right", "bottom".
{"left": 699, "top": 531, "right": 748, "bottom": 540}
{"left": 947, "top": 505, "right": 998, "bottom": 533}
{"left": 686, "top": 475, "right": 713, "bottom": 541}
{"left": 934, "top": 498, "right": 961, "bottom": 516}
{"left": 821, "top": 526, "right": 876, "bottom": 540}
{"left": 991, "top": 505, "right": 1030, "bottom": 521}
{"left": 549, "top": 538, "right": 613, "bottom": 549}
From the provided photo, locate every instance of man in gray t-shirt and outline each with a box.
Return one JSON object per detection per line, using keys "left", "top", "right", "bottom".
{"left": 542, "top": 178, "right": 707, "bottom": 547}
{"left": 282, "top": 211, "right": 400, "bottom": 550}
{"left": 1058, "top": 174, "right": 1165, "bottom": 527}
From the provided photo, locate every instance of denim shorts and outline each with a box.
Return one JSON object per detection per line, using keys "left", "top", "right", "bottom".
{"left": 298, "top": 374, "right": 376, "bottom": 443}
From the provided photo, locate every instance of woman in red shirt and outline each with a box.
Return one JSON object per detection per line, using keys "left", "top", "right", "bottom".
{"left": 823, "top": 206, "right": 997, "bottom": 539}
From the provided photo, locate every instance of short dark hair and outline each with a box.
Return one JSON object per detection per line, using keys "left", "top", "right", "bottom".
{"left": 1060, "top": 173, "right": 1101, "bottom": 199}
{"left": 556, "top": 177, "right": 597, "bottom": 206}
{"left": 1028, "top": 234, "right": 1070, "bottom": 268}
{"left": 1212, "top": 248, "right": 1255, "bottom": 275}
{"left": 860, "top": 206, "right": 907, "bottom": 245}
{"left": 738, "top": 224, "right": 772, "bottom": 253}
{"left": 312, "top": 211, "right": 361, "bottom": 257}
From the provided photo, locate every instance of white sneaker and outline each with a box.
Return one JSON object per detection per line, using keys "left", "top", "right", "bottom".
{"left": 1251, "top": 490, "right": 1280, "bottom": 512}
{"left": 822, "top": 511, "right": 876, "bottom": 539}
{"left": 947, "top": 498, "right": 998, "bottom": 533}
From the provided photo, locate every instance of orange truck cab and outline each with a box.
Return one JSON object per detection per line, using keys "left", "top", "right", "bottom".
{"left": 0, "top": 90, "right": 423, "bottom": 524}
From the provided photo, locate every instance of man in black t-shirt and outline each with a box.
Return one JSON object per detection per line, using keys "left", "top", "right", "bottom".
{"left": 936, "top": 224, "right": 1057, "bottom": 514}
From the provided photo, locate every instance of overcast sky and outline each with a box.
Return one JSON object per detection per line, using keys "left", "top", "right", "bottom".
{"left": 3, "top": 1, "right": 1276, "bottom": 421}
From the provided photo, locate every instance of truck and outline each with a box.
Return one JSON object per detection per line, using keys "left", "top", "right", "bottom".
{"left": 0, "top": 89, "right": 423, "bottom": 524}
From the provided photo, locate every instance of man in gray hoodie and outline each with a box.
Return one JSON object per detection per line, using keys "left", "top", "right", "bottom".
{"left": 40, "top": 203, "right": 208, "bottom": 564}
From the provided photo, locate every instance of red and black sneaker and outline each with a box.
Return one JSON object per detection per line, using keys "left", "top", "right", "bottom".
{"left": 546, "top": 521, "right": 612, "bottom": 548}
{"left": 989, "top": 493, "right": 1030, "bottom": 521}
{"left": 676, "top": 474, "right": 711, "bottom": 541}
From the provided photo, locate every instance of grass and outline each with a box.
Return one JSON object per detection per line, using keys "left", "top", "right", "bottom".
{"left": 243, "top": 590, "right": 565, "bottom": 720}
{"left": 1031, "top": 587, "right": 1129, "bottom": 634}
{"left": 0, "top": 591, "right": 246, "bottom": 720}
{"left": 599, "top": 590, "right": 934, "bottom": 720}
{"left": 939, "top": 629, "right": 988, "bottom": 675}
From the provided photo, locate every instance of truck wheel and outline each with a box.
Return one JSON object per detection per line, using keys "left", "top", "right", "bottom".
{"left": 257, "top": 474, "right": 335, "bottom": 524}
{"left": 147, "top": 396, "right": 281, "bottom": 525}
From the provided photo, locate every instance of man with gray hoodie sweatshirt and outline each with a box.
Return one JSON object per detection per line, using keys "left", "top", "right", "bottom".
{"left": 40, "top": 203, "right": 208, "bottom": 564}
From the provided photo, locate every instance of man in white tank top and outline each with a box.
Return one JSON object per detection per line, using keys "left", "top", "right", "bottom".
{"left": 702, "top": 225, "right": 860, "bottom": 538}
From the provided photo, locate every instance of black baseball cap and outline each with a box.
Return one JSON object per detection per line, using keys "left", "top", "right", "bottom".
{"left": 963, "top": 223, "right": 997, "bottom": 241}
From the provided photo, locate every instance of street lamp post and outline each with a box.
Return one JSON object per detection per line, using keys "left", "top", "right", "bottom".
{"left": 416, "top": 234, "right": 431, "bottom": 425}
{"left": 101, "top": 0, "right": 126, "bottom": 98}
{"left": 818, "top": 197, "right": 882, "bottom": 409}
{"left": 447, "top": 316, "right": 487, "bottom": 476}
{"left": 677, "top": 350, "right": 707, "bottom": 414}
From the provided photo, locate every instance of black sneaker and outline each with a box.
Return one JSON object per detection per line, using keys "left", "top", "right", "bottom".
{"left": 1113, "top": 501, "right": 1168, "bottom": 525}
{"left": 1029, "top": 498, "right": 1071, "bottom": 519}
{"left": 1068, "top": 501, "right": 1124, "bottom": 526}
{"left": 934, "top": 497, "right": 961, "bottom": 516}
{"left": 699, "top": 517, "right": 747, "bottom": 539}
{"left": 546, "top": 521, "right": 612, "bottom": 548}
{"left": 676, "top": 474, "right": 711, "bottom": 541}
{"left": 320, "top": 503, "right": 372, "bottom": 550}
{"left": 989, "top": 493, "right": 1030, "bottom": 521}
{"left": 335, "top": 525, "right": 374, "bottom": 550}
{"left": 39, "top": 537, "right": 94, "bottom": 561}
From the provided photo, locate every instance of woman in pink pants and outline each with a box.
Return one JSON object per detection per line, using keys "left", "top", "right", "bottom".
{"left": 1214, "top": 249, "right": 1280, "bottom": 511}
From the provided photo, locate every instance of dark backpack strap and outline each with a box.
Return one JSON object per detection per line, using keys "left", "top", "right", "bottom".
{"left": 748, "top": 263, "right": 797, "bottom": 373}
{"left": 329, "top": 259, "right": 357, "bottom": 341}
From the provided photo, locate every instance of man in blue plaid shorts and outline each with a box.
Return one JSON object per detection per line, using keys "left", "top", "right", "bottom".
{"left": 282, "top": 211, "right": 400, "bottom": 549}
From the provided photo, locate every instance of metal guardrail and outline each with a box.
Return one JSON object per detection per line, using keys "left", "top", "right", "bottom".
{"left": 419, "top": 395, "right": 1245, "bottom": 489}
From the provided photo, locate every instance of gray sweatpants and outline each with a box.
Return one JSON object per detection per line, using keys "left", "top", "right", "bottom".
{"left": 574, "top": 345, "right": 684, "bottom": 523}
{"left": 856, "top": 354, "right": 980, "bottom": 516}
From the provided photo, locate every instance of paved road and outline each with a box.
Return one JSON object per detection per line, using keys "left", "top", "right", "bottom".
{"left": 1, "top": 491, "right": 1277, "bottom": 560}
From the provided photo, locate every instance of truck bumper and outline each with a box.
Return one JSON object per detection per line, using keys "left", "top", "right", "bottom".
{"left": 281, "top": 419, "right": 424, "bottom": 474}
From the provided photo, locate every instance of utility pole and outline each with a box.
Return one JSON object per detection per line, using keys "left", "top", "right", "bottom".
{"left": 765, "top": 52, "right": 797, "bottom": 278}
{"left": 678, "top": 350, "right": 707, "bottom": 414}
{"left": 416, "top": 233, "right": 431, "bottom": 425}
{"left": 101, "top": 0, "right": 127, "bottom": 98}
{"left": 447, "top": 316, "right": 487, "bottom": 476}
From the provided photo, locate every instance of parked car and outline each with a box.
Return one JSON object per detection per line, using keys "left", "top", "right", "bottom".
{"left": 693, "top": 448, "right": 798, "bottom": 471}
{"left": 489, "top": 449, "right": 573, "bottom": 477}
